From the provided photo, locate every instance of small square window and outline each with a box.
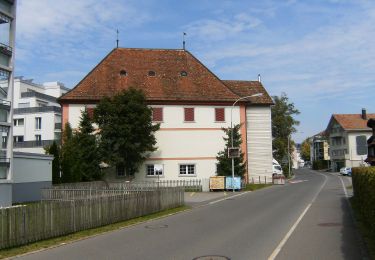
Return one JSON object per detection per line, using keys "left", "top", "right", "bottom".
{"left": 184, "top": 108, "right": 194, "bottom": 122}
{"left": 146, "top": 164, "right": 163, "bottom": 176}
{"left": 179, "top": 164, "right": 196, "bottom": 176}
{"left": 180, "top": 71, "right": 188, "bottom": 76}
{"left": 148, "top": 71, "right": 156, "bottom": 76}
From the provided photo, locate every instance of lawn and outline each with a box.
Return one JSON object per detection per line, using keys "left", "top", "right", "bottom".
{"left": 243, "top": 183, "right": 273, "bottom": 191}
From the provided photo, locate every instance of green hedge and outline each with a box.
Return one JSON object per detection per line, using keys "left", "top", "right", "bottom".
{"left": 352, "top": 167, "right": 375, "bottom": 236}
{"left": 312, "top": 160, "right": 329, "bottom": 170}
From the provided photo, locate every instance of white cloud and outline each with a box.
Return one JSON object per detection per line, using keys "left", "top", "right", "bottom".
{"left": 185, "top": 13, "right": 262, "bottom": 41}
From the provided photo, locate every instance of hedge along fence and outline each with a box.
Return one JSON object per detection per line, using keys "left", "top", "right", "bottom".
{"left": 352, "top": 167, "right": 375, "bottom": 236}
{"left": 0, "top": 187, "right": 184, "bottom": 250}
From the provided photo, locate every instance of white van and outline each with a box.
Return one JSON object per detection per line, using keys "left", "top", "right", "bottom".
{"left": 273, "top": 159, "right": 283, "bottom": 175}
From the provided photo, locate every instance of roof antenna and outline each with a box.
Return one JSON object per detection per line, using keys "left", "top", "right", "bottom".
{"left": 258, "top": 74, "right": 261, "bottom": 82}
{"left": 116, "top": 29, "right": 119, "bottom": 48}
{"left": 183, "top": 32, "right": 186, "bottom": 50}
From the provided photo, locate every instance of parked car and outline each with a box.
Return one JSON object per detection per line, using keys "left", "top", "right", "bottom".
{"left": 340, "top": 167, "right": 352, "bottom": 176}
{"left": 273, "top": 159, "right": 283, "bottom": 175}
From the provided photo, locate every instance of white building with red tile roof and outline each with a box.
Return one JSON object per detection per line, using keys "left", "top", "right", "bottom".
{"left": 326, "top": 109, "right": 375, "bottom": 171}
{"left": 59, "top": 48, "right": 274, "bottom": 183}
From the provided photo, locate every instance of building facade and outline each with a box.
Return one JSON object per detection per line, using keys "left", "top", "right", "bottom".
{"left": 0, "top": 0, "right": 16, "bottom": 207}
{"left": 309, "top": 131, "right": 330, "bottom": 162}
{"left": 10, "top": 77, "right": 68, "bottom": 153}
{"left": 366, "top": 118, "right": 375, "bottom": 166}
{"left": 326, "top": 109, "right": 374, "bottom": 171}
{"left": 59, "top": 48, "right": 274, "bottom": 183}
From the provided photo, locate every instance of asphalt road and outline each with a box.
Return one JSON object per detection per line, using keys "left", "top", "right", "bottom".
{"left": 16, "top": 169, "right": 366, "bottom": 260}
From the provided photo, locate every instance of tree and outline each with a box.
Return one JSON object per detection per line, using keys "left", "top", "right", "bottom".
{"left": 45, "top": 141, "right": 61, "bottom": 184}
{"left": 94, "top": 88, "right": 160, "bottom": 176}
{"left": 60, "top": 122, "right": 79, "bottom": 183}
{"left": 73, "top": 109, "right": 102, "bottom": 181}
{"left": 216, "top": 124, "right": 246, "bottom": 178}
{"left": 300, "top": 138, "right": 311, "bottom": 162}
{"left": 271, "top": 93, "right": 300, "bottom": 177}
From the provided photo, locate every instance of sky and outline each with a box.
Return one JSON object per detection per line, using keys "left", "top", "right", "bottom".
{"left": 14, "top": 0, "right": 375, "bottom": 143}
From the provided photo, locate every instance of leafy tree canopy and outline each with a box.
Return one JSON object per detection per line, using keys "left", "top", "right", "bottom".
{"left": 271, "top": 93, "right": 300, "bottom": 176}
{"left": 300, "top": 138, "right": 311, "bottom": 162}
{"left": 94, "top": 88, "right": 160, "bottom": 176}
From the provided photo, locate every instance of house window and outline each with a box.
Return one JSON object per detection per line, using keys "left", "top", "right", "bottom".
{"left": 179, "top": 164, "right": 196, "bottom": 176}
{"left": 120, "top": 70, "right": 127, "bottom": 76}
{"left": 356, "top": 135, "right": 367, "bottom": 155}
{"left": 146, "top": 164, "right": 163, "bottom": 176}
{"left": 180, "top": 71, "right": 188, "bottom": 77}
{"left": 13, "top": 118, "right": 24, "bottom": 126}
{"left": 184, "top": 108, "right": 194, "bottom": 122}
{"left": 35, "top": 135, "right": 42, "bottom": 146}
{"left": 35, "top": 117, "right": 42, "bottom": 130}
{"left": 86, "top": 107, "right": 94, "bottom": 119}
{"left": 152, "top": 107, "right": 163, "bottom": 122}
{"left": 13, "top": 136, "right": 24, "bottom": 143}
{"left": 215, "top": 108, "right": 225, "bottom": 122}
{"left": 116, "top": 164, "right": 125, "bottom": 177}
{"left": 148, "top": 71, "right": 156, "bottom": 77}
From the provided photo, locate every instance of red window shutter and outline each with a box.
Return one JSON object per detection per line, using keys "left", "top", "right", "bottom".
{"left": 184, "top": 108, "right": 194, "bottom": 122}
{"left": 152, "top": 107, "right": 163, "bottom": 121}
{"left": 87, "top": 108, "right": 94, "bottom": 119}
{"left": 215, "top": 108, "right": 225, "bottom": 122}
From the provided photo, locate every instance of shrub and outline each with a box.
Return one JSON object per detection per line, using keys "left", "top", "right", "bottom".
{"left": 312, "top": 160, "right": 329, "bottom": 170}
{"left": 352, "top": 167, "right": 375, "bottom": 237}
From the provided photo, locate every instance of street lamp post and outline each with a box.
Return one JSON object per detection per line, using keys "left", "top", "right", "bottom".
{"left": 230, "top": 93, "right": 263, "bottom": 192}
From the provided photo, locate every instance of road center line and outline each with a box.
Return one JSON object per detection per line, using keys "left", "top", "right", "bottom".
{"left": 268, "top": 172, "right": 327, "bottom": 260}
{"left": 208, "top": 191, "right": 251, "bottom": 205}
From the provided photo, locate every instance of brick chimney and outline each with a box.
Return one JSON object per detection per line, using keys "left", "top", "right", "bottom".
{"left": 362, "top": 108, "right": 367, "bottom": 120}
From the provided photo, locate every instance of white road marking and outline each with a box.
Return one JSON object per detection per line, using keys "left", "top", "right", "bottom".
{"left": 268, "top": 172, "right": 328, "bottom": 260}
{"left": 208, "top": 191, "right": 251, "bottom": 205}
{"left": 338, "top": 176, "right": 349, "bottom": 198}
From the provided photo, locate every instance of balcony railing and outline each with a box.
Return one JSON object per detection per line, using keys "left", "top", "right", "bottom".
{"left": 13, "top": 139, "right": 57, "bottom": 148}
{"left": 0, "top": 157, "right": 10, "bottom": 167}
{"left": 0, "top": 12, "right": 11, "bottom": 24}
{"left": 0, "top": 43, "right": 12, "bottom": 56}
{"left": 21, "top": 91, "right": 57, "bottom": 103}
{"left": 0, "top": 98, "right": 10, "bottom": 111}
{"left": 14, "top": 106, "right": 61, "bottom": 115}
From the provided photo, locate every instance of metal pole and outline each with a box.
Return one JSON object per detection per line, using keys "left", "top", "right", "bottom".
{"left": 288, "top": 135, "right": 290, "bottom": 176}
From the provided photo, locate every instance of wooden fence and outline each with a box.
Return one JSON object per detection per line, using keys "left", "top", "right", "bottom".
{"left": 52, "top": 179, "right": 203, "bottom": 192}
{"left": 0, "top": 187, "right": 184, "bottom": 250}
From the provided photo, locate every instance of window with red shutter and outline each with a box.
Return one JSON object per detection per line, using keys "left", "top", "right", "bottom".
{"left": 184, "top": 108, "right": 194, "bottom": 122}
{"left": 152, "top": 107, "right": 163, "bottom": 122}
{"left": 87, "top": 107, "right": 94, "bottom": 119}
{"left": 215, "top": 108, "right": 225, "bottom": 122}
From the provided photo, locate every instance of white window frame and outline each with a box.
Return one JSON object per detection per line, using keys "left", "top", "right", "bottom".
{"left": 35, "top": 117, "right": 42, "bottom": 130}
{"left": 14, "top": 118, "right": 24, "bottom": 126}
{"left": 179, "top": 164, "right": 196, "bottom": 177}
{"left": 146, "top": 164, "right": 164, "bottom": 177}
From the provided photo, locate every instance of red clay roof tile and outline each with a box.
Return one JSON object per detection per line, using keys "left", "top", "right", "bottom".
{"left": 59, "top": 48, "right": 272, "bottom": 105}
{"left": 333, "top": 114, "right": 375, "bottom": 130}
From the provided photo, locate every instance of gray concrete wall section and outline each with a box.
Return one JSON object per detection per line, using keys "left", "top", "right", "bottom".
{"left": 12, "top": 181, "right": 51, "bottom": 203}
{"left": 0, "top": 183, "right": 12, "bottom": 207}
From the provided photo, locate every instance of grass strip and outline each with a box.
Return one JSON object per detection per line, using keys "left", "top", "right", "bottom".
{"left": 243, "top": 183, "right": 272, "bottom": 191}
{"left": 0, "top": 206, "right": 189, "bottom": 259}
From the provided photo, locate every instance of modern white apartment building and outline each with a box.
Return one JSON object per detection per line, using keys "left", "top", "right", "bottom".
{"left": 0, "top": 0, "right": 16, "bottom": 206}
{"left": 10, "top": 77, "right": 68, "bottom": 153}
{"left": 59, "top": 48, "right": 274, "bottom": 183}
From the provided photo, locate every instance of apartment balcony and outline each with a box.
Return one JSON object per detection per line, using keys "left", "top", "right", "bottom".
{"left": 0, "top": 99, "right": 10, "bottom": 110}
{"left": 21, "top": 91, "right": 57, "bottom": 103}
{"left": 14, "top": 106, "right": 61, "bottom": 115}
{"left": 54, "top": 122, "right": 62, "bottom": 130}
{"left": 0, "top": 157, "right": 10, "bottom": 166}
{"left": 0, "top": 11, "right": 11, "bottom": 24}
{"left": 0, "top": 43, "right": 12, "bottom": 56}
{"left": 13, "top": 139, "right": 57, "bottom": 148}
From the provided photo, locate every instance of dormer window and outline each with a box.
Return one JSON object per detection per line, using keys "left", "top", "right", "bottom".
{"left": 120, "top": 70, "right": 127, "bottom": 76}
{"left": 180, "top": 71, "right": 188, "bottom": 77}
{"left": 148, "top": 71, "right": 156, "bottom": 77}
